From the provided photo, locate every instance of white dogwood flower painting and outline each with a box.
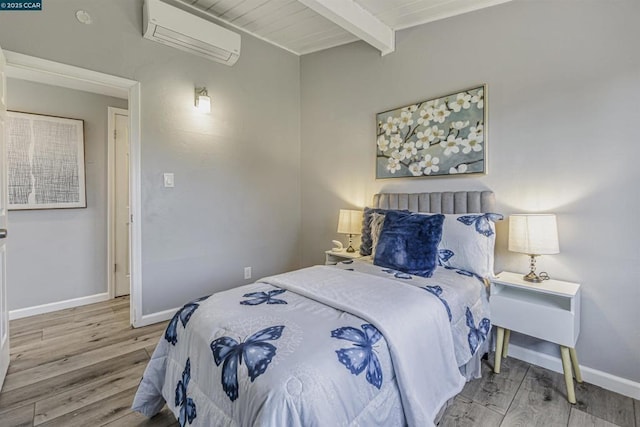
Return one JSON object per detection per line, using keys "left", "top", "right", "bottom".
{"left": 449, "top": 164, "right": 468, "bottom": 174}
{"left": 398, "top": 111, "right": 414, "bottom": 129}
{"left": 387, "top": 157, "right": 401, "bottom": 173}
{"left": 377, "top": 135, "right": 389, "bottom": 152}
{"left": 440, "top": 135, "right": 462, "bottom": 156}
{"left": 448, "top": 93, "right": 472, "bottom": 112}
{"left": 376, "top": 85, "right": 486, "bottom": 178}
{"left": 421, "top": 154, "right": 440, "bottom": 175}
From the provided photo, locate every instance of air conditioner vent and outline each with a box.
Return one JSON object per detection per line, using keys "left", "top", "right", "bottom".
{"left": 143, "top": 0, "right": 240, "bottom": 66}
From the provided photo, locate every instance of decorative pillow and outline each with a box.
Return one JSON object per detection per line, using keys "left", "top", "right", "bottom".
{"left": 373, "top": 211, "right": 445, "bottom": 278}
{"left": 360, "top": 207, "right": 409, "bottom": 256}
{"left": 370, "top": 213, "right": 386, "bottom": 258}
{"left": 436, "top": 213, "right": 503, "bottom": 279}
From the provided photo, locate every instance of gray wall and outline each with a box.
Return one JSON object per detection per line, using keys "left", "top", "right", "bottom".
{"left": 300, "top": 0, "right": 640, "bottom": 383}
{"left": 6, "top": 79, "right": 127, "bottom": 310}
{"left": 0, "top": 0, "right": 301, "bottom": 314}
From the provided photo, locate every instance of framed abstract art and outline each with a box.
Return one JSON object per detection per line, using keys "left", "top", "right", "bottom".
{"left": 376, "top": 85, "right": 486, "bottom": 179}
{"left": 7, "top": 111, "right": 86, "bottom": 210}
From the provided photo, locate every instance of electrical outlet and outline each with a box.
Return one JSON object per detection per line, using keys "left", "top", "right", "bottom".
{"left": 244, "top": 267, "right": 252, "bottom": 280}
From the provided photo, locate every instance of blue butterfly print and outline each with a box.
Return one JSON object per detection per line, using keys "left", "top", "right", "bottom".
{"left": 457, "top": 213, "right": 504, "bottom": 237}
{"left": 380, "top": 268, "right": 411, "bottom": 279}
{"left": 240, "top": 289, "right": 287, "bottom": 306}
{"left": 394, "top": 272, "right": 412, "bottom": 279}
{"left": 210, "top": 325, "right": 285, "bottom": 401}
{"left": 454, "top": 268, "right": 473, "bottom": 277}
{"left": 445, "top": 265, "right": 482, "bottom": 281}
{"left": 466, "top": 307, "right": 490, "bottom": 355}
{"left": 175, "top": 358, "right": 196, "bottom": 427}
{"left": 331, "top": 324, "right": 383, "bottom": 389}
{"left": 438, "top": 249, "right": 454, "bottom": 266}
{"left": 165, "top": 296, "right": 209, "bottom": 345}
{"left": 423, "top": 285, "right": 452, "bottom": 322}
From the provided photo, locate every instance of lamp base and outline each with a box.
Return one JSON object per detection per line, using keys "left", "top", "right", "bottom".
{"left": 346, "top": 234, "right": 355, "bottom": 252}
{"left": 523, "top": 254, "right": 542, "bottom": 283}
{"left": 523, "top": 271, "right": 542, "bottom": 283}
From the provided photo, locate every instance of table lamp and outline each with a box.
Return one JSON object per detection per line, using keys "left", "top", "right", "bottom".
{"left": 508, "top": 214, "right": 559, "bottom": 283}
{"left": 337, "top": 209, "right": 363, "bottom": 253}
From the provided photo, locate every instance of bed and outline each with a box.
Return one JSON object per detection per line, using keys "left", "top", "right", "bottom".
{"left": 132, "top": 191, "right": 499, "bottom": 427}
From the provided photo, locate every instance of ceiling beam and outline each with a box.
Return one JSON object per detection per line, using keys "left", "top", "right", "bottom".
{"left": 297, "top": 0, "right": 395, "bottom": 55}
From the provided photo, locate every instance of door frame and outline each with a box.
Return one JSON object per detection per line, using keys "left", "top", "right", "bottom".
{"left": 0, "top": 44, "right": 9, "bottom": 391}
{"left": 107, "top": 107, "right": 129, "bottom": 299}
{"left": 4, "top": 51, "right": 144, "bottom": 327}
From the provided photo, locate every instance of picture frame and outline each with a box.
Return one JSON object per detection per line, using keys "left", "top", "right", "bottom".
{"left": 376, "top": 84, "right": 487, "bottom": 179}
{"left": 7, "top": 111, "right": 86, "bottom": 210}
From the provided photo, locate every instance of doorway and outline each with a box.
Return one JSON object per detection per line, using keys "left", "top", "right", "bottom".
{"left": 108, "top": 107, "right": 130, "bottom": 298}
{"left": 4, "top": 50, "right": 143, "bottom": 326}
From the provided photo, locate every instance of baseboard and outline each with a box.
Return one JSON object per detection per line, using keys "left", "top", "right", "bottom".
{"left": 133, "top": 307, "right": 178, "bottom": 328}
{"left": 9, "top": 292, "right": 111, "bottom": 320}
{"left": 508, "top": 343, "right": 640, "bottom": 400}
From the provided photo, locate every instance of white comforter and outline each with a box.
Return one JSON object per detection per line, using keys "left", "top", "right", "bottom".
{"left": 132, "top": 262, "right": 490, "bottom": 426}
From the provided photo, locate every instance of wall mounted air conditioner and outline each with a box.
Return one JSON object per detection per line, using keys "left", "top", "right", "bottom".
{"left": 143, "top": 0, "right": 240, "bottom": 66}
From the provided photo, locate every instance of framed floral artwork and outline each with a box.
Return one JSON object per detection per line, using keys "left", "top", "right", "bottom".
{"left": 376, "top": 84, "right": 486, "bottom": 179}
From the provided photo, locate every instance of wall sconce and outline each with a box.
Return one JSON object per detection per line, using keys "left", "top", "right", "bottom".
{"left": 195, "top": 87, "right": 211, "bottom": 113}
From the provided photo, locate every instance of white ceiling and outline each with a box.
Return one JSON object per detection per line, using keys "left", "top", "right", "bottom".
{"left": 173, "top": 0, "right": 512, "bottom": 55}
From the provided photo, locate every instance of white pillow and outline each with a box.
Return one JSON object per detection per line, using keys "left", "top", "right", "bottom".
{"left": 437, "top": 213, "right": 503, "bottom": 279}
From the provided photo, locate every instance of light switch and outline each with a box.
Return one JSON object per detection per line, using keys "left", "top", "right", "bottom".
{"left": 163, "top": 173, "right": 175, "bottom": 188}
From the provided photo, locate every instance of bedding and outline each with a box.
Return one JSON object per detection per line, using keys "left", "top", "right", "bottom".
{"left": 436, "top": 213, "right": 503, "bottom": 279}
{"left": 359, "top": 207, "right": 409, "bottom": 256}
{"left": 369, "top": 212, "right": 385, "bottom": 258}
{"left": 373, "top": 212, "right": 444, "bottom": 277}
{"left": 367, "top": 209, "right": 503, "bottom": 279}
{"left": 368, "top": 191, "right": 499, "bottom": 280}
{"left": 132, "top": 260, "right": 490, "bottom": 427}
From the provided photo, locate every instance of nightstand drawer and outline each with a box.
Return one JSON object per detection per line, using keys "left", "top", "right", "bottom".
{"left": 491, "top": 291, "right": 579, "bottom": 347}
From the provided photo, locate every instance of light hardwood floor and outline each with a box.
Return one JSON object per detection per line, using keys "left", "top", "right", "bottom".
{"left": 0, "top": 297, "right": 637, "bottom": 426}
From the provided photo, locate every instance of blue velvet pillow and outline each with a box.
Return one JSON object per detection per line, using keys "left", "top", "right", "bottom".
{"left": 373, "top": 211, "right": 445, "bottom": 278}
{"left": 360, "top": 207, "right": 409, "bottom": 256}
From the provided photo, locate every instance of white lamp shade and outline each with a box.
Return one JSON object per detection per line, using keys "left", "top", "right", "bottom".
{"left": 508, "top": 214, "right": 560, "bottom": 255}
{"left": 337, "top": 209, "right": 363, "bottom": 235}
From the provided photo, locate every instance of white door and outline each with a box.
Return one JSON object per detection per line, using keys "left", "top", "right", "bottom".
{"left": 114, "top": 111, "right": 130, "bottom": 297}
{"left": 0, "top": 45, "right": 10, "bottom": 390}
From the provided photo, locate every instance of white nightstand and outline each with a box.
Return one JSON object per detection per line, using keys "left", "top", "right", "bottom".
{"left": 325, "top": 250, "right": 362, "bottom": 265}
{"left": 490, "top": 271, "right": 582, "bottom": 404}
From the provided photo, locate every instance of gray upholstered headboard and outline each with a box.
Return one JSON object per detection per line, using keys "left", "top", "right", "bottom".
{"left": 372, "top": 191, "right": 495, "bottom": 214}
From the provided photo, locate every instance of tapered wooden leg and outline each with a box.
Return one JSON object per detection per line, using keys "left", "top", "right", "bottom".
{"left": 569, "top": 347, "right": 583, "bottom": 383}
{"left": 502, "top": 329, "right": 511, "bottom": 358}
{"left": 560, "top": 346, "right": 577, "bottom": 404}
{"left": 494, "top": 327, "right": 504, "bottom": 373}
